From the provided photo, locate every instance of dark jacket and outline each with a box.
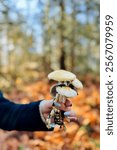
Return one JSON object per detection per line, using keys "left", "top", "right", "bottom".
{"left": 0, "top": 91, "right": 52, "bottom": 131}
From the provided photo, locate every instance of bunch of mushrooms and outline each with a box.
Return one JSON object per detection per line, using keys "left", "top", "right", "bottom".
{"left": 46, "top": 70, "right": 83, "bottom": 130}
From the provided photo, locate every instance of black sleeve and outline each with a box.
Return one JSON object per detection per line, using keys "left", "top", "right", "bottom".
{"left": 0, "top": 91, "right": 53, "bottom": 131}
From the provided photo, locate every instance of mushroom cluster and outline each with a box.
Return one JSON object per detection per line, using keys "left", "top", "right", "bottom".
{"left": 46, "top": 70, "right": 83, "bottom": 130}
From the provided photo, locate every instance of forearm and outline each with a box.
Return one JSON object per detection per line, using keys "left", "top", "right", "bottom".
{"left": 0, "top": 95, "right": 53, "bottom": 131}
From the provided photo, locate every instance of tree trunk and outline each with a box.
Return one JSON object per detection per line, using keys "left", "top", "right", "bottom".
{"left": 59, "top": 0, "right": 66, "bottom": 70}
{"left": 70, "top": 0, "right": 77, "bottom": 72}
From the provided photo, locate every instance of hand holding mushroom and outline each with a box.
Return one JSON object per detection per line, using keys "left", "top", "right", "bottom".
{"left": 39, "top": 99, "right": 77, "bottom": 127}
{"left": 41, "top": 70, "right": 83, "bottom": 130}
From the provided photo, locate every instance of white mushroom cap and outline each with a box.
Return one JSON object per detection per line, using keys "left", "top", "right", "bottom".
{"left": 56, "top": 86, "right": 77, "bottom": 97}
{"left": 71, "top": 78, "right": 83, "bottom": 89}
{"left": 48, "top": 70, "right": 76, "bottom": 82}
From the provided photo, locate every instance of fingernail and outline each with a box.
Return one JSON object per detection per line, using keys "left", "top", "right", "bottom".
{"left": 53, "top": 102, "right": 61, "bottom": 107}
{"left": 64, "top": 111, "right": 70, "bottom": 116}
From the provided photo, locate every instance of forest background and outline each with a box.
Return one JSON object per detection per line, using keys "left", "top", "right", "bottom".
{"left": 0, "top": 0, "right": 100, "bottom": 150}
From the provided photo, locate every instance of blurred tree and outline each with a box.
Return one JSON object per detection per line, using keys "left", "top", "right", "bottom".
{"left": 0, "top": 0, "right": 99, "bottom": 83}
{"left": 59, "top": 0, "right": 66, "bottom": 70}
{"left": 41, "top": 0, "right": 52, "bottom": 73}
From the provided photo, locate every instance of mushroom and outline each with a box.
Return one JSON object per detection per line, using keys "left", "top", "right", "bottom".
{"left": 56, "top": 86, "right": 77, "bottom": 97}
{"left": 46, "top": 70, "right": 83, "bottom": 130}
{"left": 50, "top": 83, "right": 78, "bottom": 98}
{"left": 71, "top": 78, "right": 83, "bottom": 89}
{"left": 48, "top": 70, "right": 76, "bottom": 82}
{"left": 49, "top": 70, "right": 78, "bottom": 98}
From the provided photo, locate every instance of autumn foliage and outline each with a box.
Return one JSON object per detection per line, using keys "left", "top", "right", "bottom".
{"left": 0, "top": 76, "right": 100, "bottom": 150}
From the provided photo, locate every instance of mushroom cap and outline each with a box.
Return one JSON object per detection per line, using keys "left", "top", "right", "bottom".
{"left": 56, "top": 86, "right": 77, "bottom": 97}
{"left": 48, "top": 70, "right": 76, "bottom": 82}
{"left": 71, "top": 78, "right": 83, "bottom": 89}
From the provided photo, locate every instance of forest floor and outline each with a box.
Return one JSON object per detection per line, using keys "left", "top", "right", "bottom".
{"left": 0, "top": 75, "right": 100, "bottom": 150}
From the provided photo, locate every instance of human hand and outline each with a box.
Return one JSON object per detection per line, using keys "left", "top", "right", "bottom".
{"left": 39, "top": 99, "right": 78, "bottom": 124}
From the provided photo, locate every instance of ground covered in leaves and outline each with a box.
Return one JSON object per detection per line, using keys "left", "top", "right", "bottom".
{"left": 0, "top": 76, "right": 100, "bottom": 150}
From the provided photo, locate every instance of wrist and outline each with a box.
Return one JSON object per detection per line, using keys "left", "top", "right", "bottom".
{"left": 39, "top": 101, "right": 46, "bottom": 124}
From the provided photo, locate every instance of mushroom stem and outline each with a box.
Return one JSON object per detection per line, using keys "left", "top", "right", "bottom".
{"left": 54, "top": 93, "right": 60, "bottom": 102}
{"left": 58, "top": 94, "right": 63, "bottom": 103}
{"left": 62, "top": 95, "right": 66, "bottom": 103}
